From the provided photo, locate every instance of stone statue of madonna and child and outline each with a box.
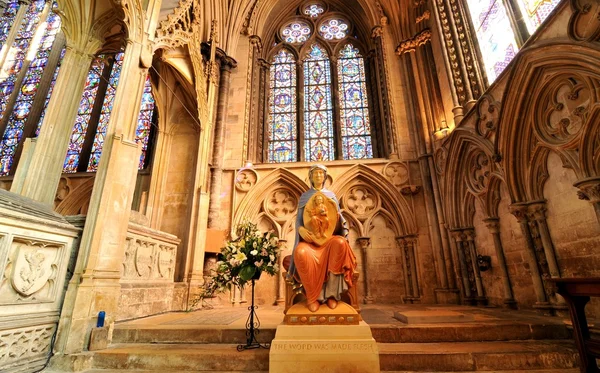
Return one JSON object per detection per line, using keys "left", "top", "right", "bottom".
{"left": 286, "top": 164, "right": 358, "bottom": 313}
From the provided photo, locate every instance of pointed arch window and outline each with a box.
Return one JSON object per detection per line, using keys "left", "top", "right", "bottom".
{"left": 264, "top": 4, "right": 380, "bottom": 164}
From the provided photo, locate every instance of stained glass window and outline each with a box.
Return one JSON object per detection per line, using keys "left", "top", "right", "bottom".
{"left": 267, "top": 49, "right": 297, "bottom": 163}
{"left": 0, "top": 0, "right": 19, "bottom": 50}
{"left": 304, "top": 44, "right": 334, "bottom": 162}
{"left": 86, "top": 53, "right": 124, "bottom": 172}
{"left": 0, "top": 0, "right": 46, "bottom": 119}
{"left": 0, "top": 11, "right": 61, "bottom": 176}
{"left": 63, "top": 57, "right": 106, "bottom": 173}
{"left": 466, "top": 0, "right": 519, "bottom": 83}
{"left": 517, "top": 0, "right": 561, "bottom": 33}
{"left": 281, "top": 22, "right": 311, "bottom": 44}
{"left": 318, "top": 19, "right": 349, "bottom": 40}
{"left": 337, "top": 44, "right": 372, "bottom": 160}
{"left": 303, "top": 3, "right": 325, "bottom": 18}
{"left": 135, "top": 74, "right": 155, "bottom": 169}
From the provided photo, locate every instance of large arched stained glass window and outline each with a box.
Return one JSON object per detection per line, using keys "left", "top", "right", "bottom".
{"left": 337, "top": 44, "right": 372, "bottom": 160}
{"left": 267, "top": 49, "right": 297, "bottom": 163}
{"left": 0, "top": 10, "right": 61, "bottom": 175}
{"left": 264, "top": 3, "right": 376, "bottom": 164}
{"left": 304, "top": 44, "right": 334, "bottom": 162}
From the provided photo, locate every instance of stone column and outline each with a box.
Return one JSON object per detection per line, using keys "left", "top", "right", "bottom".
{"left": 19, "top": 39, "right": 103, "bottom": 204}
{"left": 356, "top": 237, "right": 373, "bottom": 304}
{"left": 483, "top": 217, "right": 516, "bottom": 308}
{"left": 276, "top": 239, "right": 286, "bottom": 305}
{"left": 464, "top": 229, "right": 486, "bottom": 305}
{"left": 509, "top": 204, "right": 548, "bottom": 305}
{"left": 207, "top": 51, "right": 237, "bottom": 229}
{"left": 398, "top": 236, "right": 420, "bottom": 301}
{"left": 451, "top": 230, "right": 473, "bottom": 301}
{"left": 528, "top": 202, "right": 560, "bottom": 278}
{"left": 574, "top": 177, "right": 600, "bottom": 225}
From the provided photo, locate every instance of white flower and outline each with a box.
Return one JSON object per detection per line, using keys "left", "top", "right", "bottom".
{"left": 273, "top": 264, "right": 279, "bottom": 272}
{"left": 253, "top": 241, "right": 257, "bottom": 248}
{"left": 250, "top": 249, "right": 258, "bottom": 256}
{"left": 254, "top": 260, "right": 264, "bottom": 267}
{"left": 270, "top": 237, "right": 278, "bottom": 246}
{"left": 267, "top": 262, "right": 273, "bottom": 267}
{"left": 269, "top": 254, "right": 275, "bottom": 262}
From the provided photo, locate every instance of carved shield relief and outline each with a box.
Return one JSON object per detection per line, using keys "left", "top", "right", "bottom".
{"left": 10, "top": 242, "right": 58, "bottom": 297}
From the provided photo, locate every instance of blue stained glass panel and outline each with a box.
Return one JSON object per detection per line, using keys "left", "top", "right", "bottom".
{"left": 87, "top": 53, "right": 124, "bottom": 172}
{"left": 304, "top": 44, "right": 334, "bottom": 162}
{"left": 268, "top": 49, "right": 297, "bottom": 163}
{"left": 134, "top": 73, "right": 155, "bottom": 169}
{"left": 281, "top": 21, "right": 311, "bottom": 44}
{"left": 0, "top": 11, "right": 61, "bottom": 176}
{"left": 0, "top": 0, "right": 46, "bottom": 120}
{"left": 303, "top": 4, "right": 324, "bottom": 18}
{"left": 337, "top": 44, "right": 372, "bottom": 160}
{"left": 318, "top": 19, "right": 349, "bottom": 40}
{"left": 0, "top": 0, "right": 19, "bottom": 50}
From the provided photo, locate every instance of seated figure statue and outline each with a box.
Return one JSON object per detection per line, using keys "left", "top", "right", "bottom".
{"left": 287, "top": 164, "right": 357, "bottom": 313}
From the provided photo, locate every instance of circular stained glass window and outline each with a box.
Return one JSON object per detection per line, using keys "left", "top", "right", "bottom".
{"left": 303, "top": 3, "right": 325, "bottom": 18}
{"left": 318, "top": 19, "right": 349, "bottom": 40}
{"left": 281, "top": 21, "right": 312, "bottom": 44}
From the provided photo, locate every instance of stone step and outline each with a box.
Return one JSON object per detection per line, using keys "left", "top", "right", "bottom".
{"left": 379, "top": 340, "right": 579, "bottom": 371}
{"left": 92, "top": 344, "right": 269, "bottom": 371}
{"left": 91, "top": 340, "right": 578, "bottom": 372}
{"left": 112, "top": 322, "right": 569, "bottom": 345}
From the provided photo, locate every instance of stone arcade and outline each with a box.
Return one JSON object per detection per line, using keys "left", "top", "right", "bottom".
{"left": 0, "top": 0, "right": 598, "bottom": 372}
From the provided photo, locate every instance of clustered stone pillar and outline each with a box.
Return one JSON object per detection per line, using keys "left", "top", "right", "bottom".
{"left": 356, "top": 237, "right": 373, "bottom": 304}
{"left": 207, "top": 51, "right": 237, "bottom": 229}
{"left": 464, "top": 229, "right": 487, "bottom": 305}
{"left": 509, "top": 204, "right": 549, "bottom": 307}
{"left": 397, "top": 236, "right": 420, "bottom": 302}
{"left": 276, "top": 239, "right": 286, "bottom": 305}
{"left": 483, "top": 217, "right": 517, "bottom": 308}
{"left": 450, "top": 230, "right": 473, "bottom": 303}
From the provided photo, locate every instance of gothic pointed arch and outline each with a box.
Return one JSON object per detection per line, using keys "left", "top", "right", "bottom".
{"left": 496, "top": 43, "right": 600, "bottom": 202}
{"left": 330, "top": 164, "right": 417, "bottom": 235}
{"left": 233, "top": 168, "right": 308, "bottom": 236}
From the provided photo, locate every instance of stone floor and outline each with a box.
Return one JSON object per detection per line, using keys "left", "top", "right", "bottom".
{"left": 81, "top": 304, "right": 584, "bottom": 372}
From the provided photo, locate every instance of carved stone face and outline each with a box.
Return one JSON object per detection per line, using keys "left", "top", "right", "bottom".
{"left": 311, "top": 169, "right": 325, "bottom": 189}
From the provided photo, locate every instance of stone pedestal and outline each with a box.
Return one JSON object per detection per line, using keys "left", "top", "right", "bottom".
{"left": 270, "top": 302, "right": 380, "bottom": 373}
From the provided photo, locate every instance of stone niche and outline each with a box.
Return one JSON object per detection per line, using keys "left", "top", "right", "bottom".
{"left": 0, "top": 189, "right": 80, "bottom": 373}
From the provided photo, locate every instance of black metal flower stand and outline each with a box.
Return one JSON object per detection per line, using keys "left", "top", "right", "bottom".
{"left": 237, "top": 277, "right": 270, "bottom": 351}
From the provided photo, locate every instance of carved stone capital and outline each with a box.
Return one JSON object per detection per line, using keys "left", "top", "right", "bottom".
{"left": 509, "top": 204, "right": 530, "bottom": 223}
{"left": 400, "top": 185, "right": 421, "bottom": 195}
{"left": 396, "top": 235, "right": 417, "bottom": 248}
{"left": 574, "top": 177, "right": 600, "bottom": 204}
{"left": 450, "top": 229, "right": 466, "bottom": 242}
{"left": 463, "top": 229, "right": 476, "bottom": 242}
{"left": 356, "top": 237, "right": 371, "bottom": 250}
{"left": 483, "top": 218, "right": 500, "bottom": 233}
{"left": 249, "top": 34, "right": 263, "bottom": 50}
{"left": 527, "top": 202, "right": 548, "bottom": 222}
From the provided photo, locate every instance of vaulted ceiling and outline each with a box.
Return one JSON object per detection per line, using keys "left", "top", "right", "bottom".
{"left": 157, "top": 0, "right": 415, "bottom": 56}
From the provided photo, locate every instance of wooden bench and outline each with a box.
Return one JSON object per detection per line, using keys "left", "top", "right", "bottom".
{"left": 549, "top": 278, "right": 600, "bottom": 373}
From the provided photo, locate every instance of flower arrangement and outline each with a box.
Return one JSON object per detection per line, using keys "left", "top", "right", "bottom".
{"left": 201, "top": 220, "right": 280, "bottom": 298}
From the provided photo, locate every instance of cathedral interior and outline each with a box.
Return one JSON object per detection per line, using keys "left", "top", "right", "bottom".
{"left": 0, "top": 0, "right": 599, "bottom": 372}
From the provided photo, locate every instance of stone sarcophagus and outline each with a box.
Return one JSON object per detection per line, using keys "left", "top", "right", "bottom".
{"left": 0, "top": 190, "right": 80, "bottom": 373}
